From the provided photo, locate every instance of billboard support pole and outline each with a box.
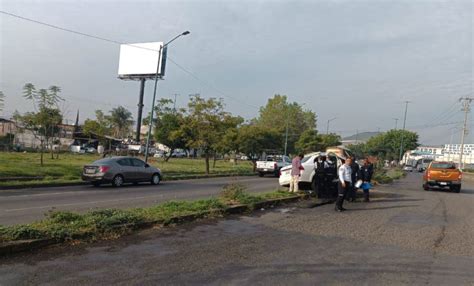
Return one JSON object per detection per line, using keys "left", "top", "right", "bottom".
{"left": 135, "top": 78, "right": 146, "bottom": 143}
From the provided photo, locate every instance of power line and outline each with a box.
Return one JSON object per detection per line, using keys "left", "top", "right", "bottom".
{"left": 0, "top": 10, "right": 125, "bottom": 46}
{"left": 0, "top": 10, "right": 259, "bottom": 110}
{"left": 166, "top": 57, "right": 259, "bottom": 109}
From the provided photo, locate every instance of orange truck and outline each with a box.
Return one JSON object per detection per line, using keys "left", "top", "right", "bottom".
{"left": 422, "top": 161, "right": 462, "bottom": 193}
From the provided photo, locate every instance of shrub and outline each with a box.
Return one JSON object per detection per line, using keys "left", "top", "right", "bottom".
{"left": 219, "top": 183, "right": 263, "bottom": 206}
{"left": 0, "top": 225, "right": 43, "bottom": 241}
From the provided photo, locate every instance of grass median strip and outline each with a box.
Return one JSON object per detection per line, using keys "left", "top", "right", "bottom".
{"left": 373, "top": 168, "right": 405, "bottom": 184}
{"left": 0, "top": 184, "right": 295, "bottom": 245}
{"left": 0, "top": 153, "right": 254, "bottom": 187}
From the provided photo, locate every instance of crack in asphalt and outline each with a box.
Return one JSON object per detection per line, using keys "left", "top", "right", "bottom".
{"left": 433, "top": 195, "right": 448, "bottom": 251}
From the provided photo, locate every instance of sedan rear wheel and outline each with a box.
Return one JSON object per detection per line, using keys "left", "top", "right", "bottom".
{"left": 151, "top": 173, "right": 161, "bottom": 185}
{"left": 112, "top": 175, "right": 124, "bottom": 187}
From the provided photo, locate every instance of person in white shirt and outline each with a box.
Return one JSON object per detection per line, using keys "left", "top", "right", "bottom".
{"left": 335, "top": 157, "right": 352, "bottom": 212}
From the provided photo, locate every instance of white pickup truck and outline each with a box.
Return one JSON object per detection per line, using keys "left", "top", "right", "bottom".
{"left": 256, "top": 155, "right": 291, "bottom": 177}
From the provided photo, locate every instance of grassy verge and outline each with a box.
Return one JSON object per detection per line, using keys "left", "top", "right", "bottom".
{"left": 373, "top": 168, "right": 405, "bottom": 184}
{"left": 0, "top": 152, "right": 254, "bottom": 186}
{"left": 0, "top": 185, "right": 294, "bottom": 244}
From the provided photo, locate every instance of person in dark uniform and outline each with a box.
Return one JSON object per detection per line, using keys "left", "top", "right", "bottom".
{"left": 335, "top": 158, "right": 352, "bottom": 212}
{"left": 315, "top": 155, "right": 330, "bottom": 198}
{"left": 347, "top": 156, "right": 359, "bottom": 202}
{"left": 359, "top": 158, "right": 374, "bottom": 202}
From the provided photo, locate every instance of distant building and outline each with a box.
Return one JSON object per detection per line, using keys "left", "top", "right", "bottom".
{"left": 404, "top": 144, "right": 474, "bottom": 167}
{"left": 443, "top": 144, "right": 474, "bottom": 156}
{"left": 0, "top": 118, "right": 16, "bottom": 136}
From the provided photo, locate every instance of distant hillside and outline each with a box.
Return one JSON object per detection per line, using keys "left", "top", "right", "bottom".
{"left": 342, "top": 132, "right": 381, "bottom": 142}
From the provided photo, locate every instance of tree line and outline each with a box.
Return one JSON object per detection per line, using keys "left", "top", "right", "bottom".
{"left": 11, "top": 83, "right": 344, "bottom": 171}
{"left": 83, "top": 94, "right": 342, "bottom": 173}
{"left": 348, "top": 129, "right": 419, "bottom": 163}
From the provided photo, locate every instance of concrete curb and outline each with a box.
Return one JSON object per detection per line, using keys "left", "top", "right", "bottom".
{"left": 0, "top": 173, "right": 256, "bottom": 190}
{"left": 0, "top": 194, "right": 314, "bottom": 256}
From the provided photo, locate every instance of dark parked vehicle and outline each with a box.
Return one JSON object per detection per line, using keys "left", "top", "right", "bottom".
{"left": 82, "top": 156, "right": 162, "bottom": 187}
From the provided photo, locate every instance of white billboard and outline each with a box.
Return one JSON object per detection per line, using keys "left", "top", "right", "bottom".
{"left": 118, "top": 42, "right": 164, "bottom": 79}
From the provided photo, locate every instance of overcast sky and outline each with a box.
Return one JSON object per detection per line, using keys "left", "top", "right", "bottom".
{"left": 0, "top": 0, "right": 472, "bottom": 145}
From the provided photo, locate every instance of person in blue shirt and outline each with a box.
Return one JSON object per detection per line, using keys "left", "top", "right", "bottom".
{"left": 359, "top": 158, "right": 374, "bottom": 202}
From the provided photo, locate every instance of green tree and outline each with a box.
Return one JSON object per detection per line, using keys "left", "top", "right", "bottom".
{"left": 16, "top": 107, "right": 62, "bottom": 166}
{"left": 82, "top": 119, "right": 106, "bottom": 144}
{"left": 295, "top": 130, "right": 342, "bottom": 154}
{"left": 236, "top": 124, "right": 280, "bottom": 171}
{"left": 319, "top": 133, "right": 342, "bottom": 150}
{"left": 109, "top": 106, "right": 133, "bottom": 138}
{"left": 295, "top": 129, "right": 321, "bottom": 153}
{"left": 347, "top": 143, "right": 367, "bottom": 159}
{"left": 20, "top": 83, "right": 64, "bottom": 163}
{"left": 256, "top": 94, "right": 317, "bottom": 154}
{"left": 181, "top": 95, "right": 239, "bottom": 174}
{"left": 365, "top": 129, "right": 419, "bottom": 160}
{"left": 213, "top": 115, "right": 244, "bottom": 166}
{"left": 151, "top": 99, "right": 188, "bottom": 162}
{"left": 23, "top": 83, "right": 63, "bottom": 110}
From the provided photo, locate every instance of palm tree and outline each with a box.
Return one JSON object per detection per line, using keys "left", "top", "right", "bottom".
{"left": 109, "top": 106, "right": 133, "bottom": 138}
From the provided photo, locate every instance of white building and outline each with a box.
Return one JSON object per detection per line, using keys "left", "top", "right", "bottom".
{"left": 442, "top": 144, "right": 474, "bottom": 166}
{"left": 404, "top": 144, "right": 474, "bottom": 167}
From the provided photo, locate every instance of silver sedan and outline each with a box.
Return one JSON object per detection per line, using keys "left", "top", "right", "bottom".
{"left": 82, "top": 156, "right": 162, "bottom": 187}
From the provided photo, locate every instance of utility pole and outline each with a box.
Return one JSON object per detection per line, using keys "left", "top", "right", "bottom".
{"left": 398, "top": 101, "right": 410, "bottom": 163}
{"left": 393, "top": 118, "right": 399, "bottom": 130}
{"left": 173, "top": 93, "right": 179, "bottom": 112}
{"left": 284, "top": 120, "right": 289, "bottom": 156}
{"left": 326, "top": 117, "right": 337, "bottom": 135}
{"left": 459, "top": 97, "right": 473, "bottom": 169}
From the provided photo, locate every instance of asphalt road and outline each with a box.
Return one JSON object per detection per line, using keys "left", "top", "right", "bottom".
{"left": 1, "top": 173, "right": 473, "bottom": 285}
{"left": 0, "top": 176, "right": 280, "bottom": 225}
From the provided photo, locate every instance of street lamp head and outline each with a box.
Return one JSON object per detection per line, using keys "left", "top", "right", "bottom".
{"left": 182, "top": 31, "right": 190, "bottom": 36}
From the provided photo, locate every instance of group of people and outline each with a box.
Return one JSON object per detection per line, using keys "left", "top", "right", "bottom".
{"left": 335, "top": 157, "right": 374, "bottom": 212}
{"left": 289, "top": 154, "right": 374, "bottom": 212}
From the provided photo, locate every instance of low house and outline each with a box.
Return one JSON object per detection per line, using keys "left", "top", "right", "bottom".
{"left": 0, "top": 118, "right": 16, "bottom": 137}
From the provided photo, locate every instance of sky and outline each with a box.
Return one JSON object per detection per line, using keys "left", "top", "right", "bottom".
{"left": 0, "top": 0, "right": 472, "bottom": 145}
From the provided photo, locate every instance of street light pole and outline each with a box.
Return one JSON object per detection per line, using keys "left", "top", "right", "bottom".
{"left": 398, "top": 101, "right": 410, "bottom": 163}
{"left": 144, "top": 31, "right": 190, "bottom": 163}
{"left": 393, "top": 118, "right": 398, "bottom": 130}
{"left": 326, "top": 117, "right": 337, "bottom": 135}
